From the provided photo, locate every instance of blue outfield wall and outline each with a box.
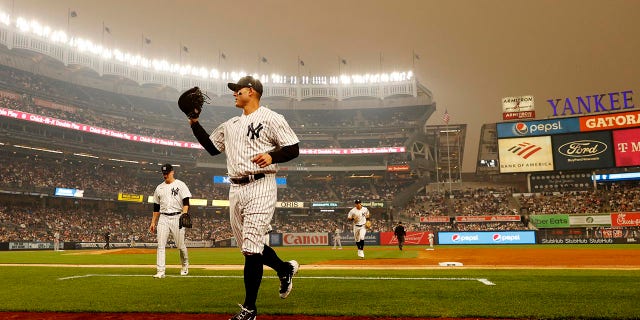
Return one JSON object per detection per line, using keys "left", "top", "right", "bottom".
{"left": 438, "top": 231, "right": 536, "bottom": 245}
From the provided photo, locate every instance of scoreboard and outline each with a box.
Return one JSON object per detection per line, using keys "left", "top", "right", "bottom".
{"left": 497, "top": 110, "right": 640, "bottom": 173}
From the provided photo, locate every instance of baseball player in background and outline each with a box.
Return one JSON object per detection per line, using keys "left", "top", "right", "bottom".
{"left": 347, "top": 199, "right": 370, "bottom": 259}
{"left": 332, "top": 226, "right": 342, "bottom": 250}
{"left": 428, "top": 231, "right": 435, "bottom": 250}
{"left": 188, "top": 75, "right": 300, "bottom": 320}
{"left": 53, "top": 231, "right": 60, "bottom": 251}
{"left": 149, "top": 164, "right": 192, "bottom": 278}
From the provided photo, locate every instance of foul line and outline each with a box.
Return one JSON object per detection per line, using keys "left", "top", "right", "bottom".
{"left": 58, "top": 274, "right": 495, "bottom": 286}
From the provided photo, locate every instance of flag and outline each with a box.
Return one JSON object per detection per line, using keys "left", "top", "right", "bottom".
{"left": 261, "top": 56, "right": 268, "bottom": 63}
{"left": 341, "top": 58, "right": 347, "bottom": 65}
{"left": 182, "top": 46, "right": 189, "bottom": 53}
{"left": 299, "top": 59, "right": 305, "bottom": 67}
{"left": 414, "top": 53, "right": 420, "bottom": 60}
{"left": 442, "top": 110, "right": 450, "bottom": 124}
{"left": 144, "top": 37, "right": 151, "bottom": 45}
{"left": 69, "top": 10, "right": 77, "bottom": 18}
{"left": 104, "top": 26, "right": 111, "bottom": 34}
{"left": 220, "top": 52, "right": 226, "bottom": 60}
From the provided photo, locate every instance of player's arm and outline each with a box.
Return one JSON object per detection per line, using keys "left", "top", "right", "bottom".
{"left": 182, "top": 197, "right": 190, "bottom": 214}
{"left": 150, "top": 203, "right": 160, "bottom": 233}
{"left": 269, "top": 143, "right": 299, "bottom": 163}
{"left": 252, "top": 143, "right": 299, "bottom": 168}
{"left": 190, "top": 119, "right": 221, "bottom": 156}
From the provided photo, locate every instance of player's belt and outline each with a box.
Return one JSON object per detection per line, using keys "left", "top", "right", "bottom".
{"left": 161, "top": 212, "right": 181, "bottom": 216}
{"left": 355, "top": 224, "right": 365, "bottom": 227}
{"left": 230, "top": 173, "right": 265, "bottom": 184}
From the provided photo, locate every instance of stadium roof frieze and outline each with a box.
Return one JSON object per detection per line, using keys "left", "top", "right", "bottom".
{"left": 0, "top": 21, "right": 434, "bottom": 105}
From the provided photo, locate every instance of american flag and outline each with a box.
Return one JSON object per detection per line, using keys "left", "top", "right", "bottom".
{"left": 442, "top": 110, "right": 450, "bottom": 124}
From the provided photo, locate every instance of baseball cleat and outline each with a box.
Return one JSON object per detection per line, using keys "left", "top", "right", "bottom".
{"left": 180, "top": 266, "right": 189, "bottom": 276}
{"left": 229, "top": 303, "right": 256, "bottom": 320}
{"left": 153, "top": 272, "right": 165, "bottom": 279}
{"left": 357, "top": 250, "right": 365, "bottom": 259}
{"left": 278, "top": 260, "right": 299, "bottom": 299}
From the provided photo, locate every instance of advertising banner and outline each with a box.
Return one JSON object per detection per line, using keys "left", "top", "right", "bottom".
{"left": 54, "top": 187, "right": 84, "bottom": 198}
{"left": 211, "top": 199, "right": 230, "bottom": 207}
{"left": 300, "top": 146, "right": 405, "bottom": 155}
{"left": 611, "top": 212, "right": 640, "bottom": 227}
{"left": 387, "top": 164, "right": 410, "bottom": 172}
{"left": 498, "top": 136, "right": 554, "bottom": 173}
{"left": 580, "top": 110, "right": 640, "bottom": 132}
{"left": 569, "top": 215, "right": 612, "bottom": 226}
{"left": 9, "top": 242, "right": 58, "bottom": 250}
{"left": 612, "top": 128, "right": 640, "bottom": 167}
{"left": 268, "top": 233, "right": 282, "bottom": 246}
{"left": 359, "top": 201, "right": 385, "bottom": 208}
{"left": 420, "top": 216, "right": 450, "bottom": 223}
{"left": 497, "top": 118, "right": 580, "bottom": 138}
{"left": 190, "top": 198, "right": 208, "bottom": 206}
{"left": 454, "top": 215, "right": 521, "bottom": 222}
{"left": 282, "top": 233, "right": 329, "bottom": 246}
{"left": 380, "top": 231, "right": 434, "bottom": 245}
{"left": 277, "top": 201, "right": 305, "bottom": 208}
{"left": 311, "top": 202, "right": 339, "bottom": 208}
{"left": 551, "top": 131, "right": 614, "bottom": 170}
{"left": 331, "top": 232, "right": 379, "bottom": 246}
{"left": 530, "top": 214, "right": 570, "bottom": 228}
{"left": 438, "top": 231, "right": 536, "bottom": 245}
{"left": 117, "top": 193, "right": 144, "bottom": 203}
{"left": 537, "top": 227, "right": 639, "bottom": 244}
{"left": 502, "top": 95, "right": 535, "bottom": 120}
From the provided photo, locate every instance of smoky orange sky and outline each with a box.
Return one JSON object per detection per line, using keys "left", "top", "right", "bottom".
{"left": 5, "top": 0, "right": 640, "bottom": 172}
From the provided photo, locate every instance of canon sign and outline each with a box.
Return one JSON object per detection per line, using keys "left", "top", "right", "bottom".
{"left": 283, "top": 233, "right": 328, "bottom": 246}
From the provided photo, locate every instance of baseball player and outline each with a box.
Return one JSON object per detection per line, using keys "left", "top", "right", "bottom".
{"left": 332, "top": 227, "right": 342, "bottom": 250}
{"left": 394, "top": 221, "right": 406, "bottom": 251}
{"left": 347, "top": 199, "right": 370, "bottom": 259}
{"left": 149, "top": 163, "right": 192, "bottom": 278}
{"left": 53, "top": 231, "right": 60, "bottom": 251}
{"left": 428, "top": 231, "right": 435, "bottom": 249}
{"left": 187, "top": 76, "right": 300, "bottom": 320}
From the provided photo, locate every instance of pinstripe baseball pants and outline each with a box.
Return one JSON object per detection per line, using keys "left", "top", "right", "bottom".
{"left": 156, "top": 214, "right": 188, "bottom": 272}
{"left": 229, "top": 174, "right": 277, "bottom": 255}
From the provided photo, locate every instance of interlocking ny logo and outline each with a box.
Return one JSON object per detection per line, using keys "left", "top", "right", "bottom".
{"left": 507, "top": 142, "right": 542, "bottom": 159}
{"left": 171, "top": 187, "right": 179, "bottom": 196}
{"left": 247, "top": 122, "right": 264, "bottom": 140}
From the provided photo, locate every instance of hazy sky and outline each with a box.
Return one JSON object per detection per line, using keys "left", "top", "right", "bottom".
{"left": 5, "top": 0, "right": 640, "bottom": 172}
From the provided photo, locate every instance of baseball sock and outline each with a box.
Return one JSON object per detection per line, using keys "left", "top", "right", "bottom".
{"left": 262, "top": 245, "right": 287, "bottom": 274}
{"left": 243, "top": 253, "right": 263, "bottom": 311}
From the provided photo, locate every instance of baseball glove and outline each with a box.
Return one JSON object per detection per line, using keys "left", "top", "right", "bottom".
{"left": 178, "top": 87, "right": 209, "bottom": 119}
{"left": 365, "top": 220, "right": 372, "bottom": 229}
{"left": 179, "top": 213, "right": 192, "bottom": 229}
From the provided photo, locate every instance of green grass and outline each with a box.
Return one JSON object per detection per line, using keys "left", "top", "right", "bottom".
{"left": 0, "top": 246, "right": 639, "bottom": 319}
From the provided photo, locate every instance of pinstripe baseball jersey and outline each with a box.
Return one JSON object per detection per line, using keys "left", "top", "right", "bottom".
{"left": 153, "top": 179, "right": 192, "bottom": 213}
{"left": 348, "top": 206, "right": 370, "bottom": 225}
{"left": 209, "top": 106, "right": 299, "bottom": 177}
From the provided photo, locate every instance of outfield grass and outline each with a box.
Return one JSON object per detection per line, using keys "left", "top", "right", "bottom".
{"left": 0, "top": 246, "right": 639, "bottom": 319}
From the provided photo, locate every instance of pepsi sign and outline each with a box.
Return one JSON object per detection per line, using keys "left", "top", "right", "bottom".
{"left": 497, "top": 118, "right": 580, "bottom": 138}
{"left": 438, "top": 231, "right": 536, "bottom": 245}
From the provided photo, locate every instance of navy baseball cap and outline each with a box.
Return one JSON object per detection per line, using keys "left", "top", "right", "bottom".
{"left": 227, "top": 76, "right": 263, "bottom": 95}
{"left": 161, "top": 164, "right": 174, "bottom": 174}
{"left": 354, "top": 199, "right": 362, "bottom": 204}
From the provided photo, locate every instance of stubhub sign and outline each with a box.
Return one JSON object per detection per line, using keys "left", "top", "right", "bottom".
{"left": 438, "top": 231, "right": 536, "bottom": 245}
